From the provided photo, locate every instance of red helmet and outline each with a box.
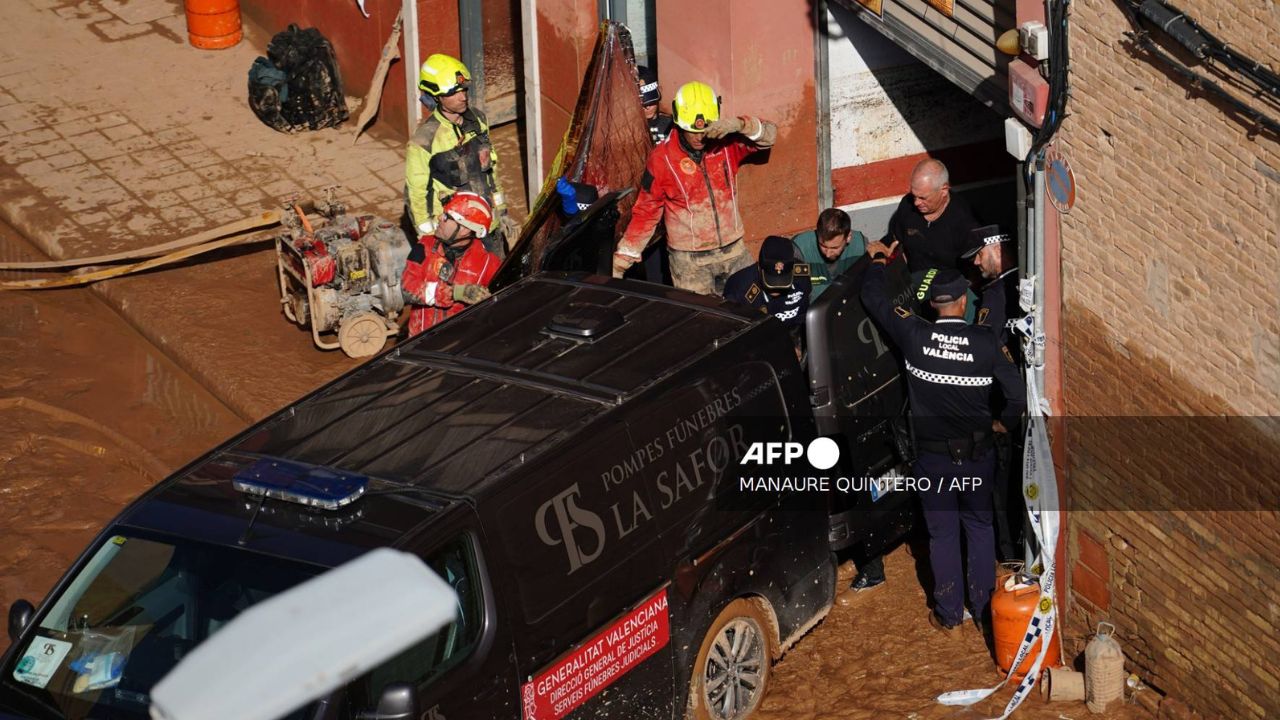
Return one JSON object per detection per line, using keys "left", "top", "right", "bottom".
{"left": 442, "top": 192, "right": 492, "bottom": 238}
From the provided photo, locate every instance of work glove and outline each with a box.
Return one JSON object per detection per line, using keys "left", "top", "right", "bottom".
{"left": 499, "top": 214, "right": 522, "bottom": 246}
{"left": 705, "top": 116, "right": 744, "bottom": 140}
{"left": 453, "top": 283, "right": 492, "bottom": 305}
{"left": 611, "top": 253, "right": 635, "bottom": 279}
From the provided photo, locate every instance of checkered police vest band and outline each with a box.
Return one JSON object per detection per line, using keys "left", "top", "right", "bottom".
{"left": 904, "top": 361, "right": 993, "bottom": 387}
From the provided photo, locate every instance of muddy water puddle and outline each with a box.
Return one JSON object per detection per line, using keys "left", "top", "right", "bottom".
{"left": 0, "top": 223, "right": 243, "bottom": 617}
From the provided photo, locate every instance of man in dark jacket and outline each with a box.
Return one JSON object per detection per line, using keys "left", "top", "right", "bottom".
{"left": 885, "top": 159, "right": 980, "bottom": 275}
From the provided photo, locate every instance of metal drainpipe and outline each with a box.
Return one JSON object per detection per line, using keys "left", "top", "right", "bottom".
{"left": 1033, "top": 154, "right": 1046, "bottom": 401}
{"left": 1016, "top": 164, "right": 1028, "bottom": 286}
{"left": 1020, "top": 153, "right": 1046, "bottom": 571}
{"left": 460, "top": 0, "right": 485, "bottom": 116}
{"left": 815, "top": 0, "right": 833, "bottom": 210}
{"left": 521, "top": 0, "right": 544, "bottom": 205}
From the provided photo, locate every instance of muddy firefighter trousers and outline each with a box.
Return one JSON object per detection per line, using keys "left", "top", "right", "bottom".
{"left": 667, "top": 240, "right": 753, "bottom": 296}
{"left": 915, "top": 450, "right": 996, "bottom": 626}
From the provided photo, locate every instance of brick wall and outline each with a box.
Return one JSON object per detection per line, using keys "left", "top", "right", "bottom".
{"left": 1055, "top": 0, "right": 1279, "bottom": 717}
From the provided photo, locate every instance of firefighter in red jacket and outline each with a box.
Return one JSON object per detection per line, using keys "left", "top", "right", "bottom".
{"left": 402, "top": 192, "right": 499, "bottom": 336}
{"left": 612, "top": 80, "right": 777, "bottom": 295}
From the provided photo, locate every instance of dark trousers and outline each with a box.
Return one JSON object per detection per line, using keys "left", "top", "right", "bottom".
{"left": 641, "top": 241, "right": 670, "bottom": 284}
{"left": 915, "top": 450, "right": 996, "bottom": 625}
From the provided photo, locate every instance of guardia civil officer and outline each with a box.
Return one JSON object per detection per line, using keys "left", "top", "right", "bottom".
{"left": 861, "top": 239, "right": 1025, "bottom": 633}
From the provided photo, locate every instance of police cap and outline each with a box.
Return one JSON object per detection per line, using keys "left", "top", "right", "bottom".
{"left": 758, "top": 235, "right": 796, "bottom": 290}
{"left": 636, "top": 66, "right": 661, "bottom": 106}
{"left": 962, "top": 224, "right": 1011, "bottom": 259}
{"left": 928, "top": 268, "right": 970, "bottom": 303}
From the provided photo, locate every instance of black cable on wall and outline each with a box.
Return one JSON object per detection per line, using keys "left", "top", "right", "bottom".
{"left": 1118, "top": 0, "right": 1280, "bottom": 139}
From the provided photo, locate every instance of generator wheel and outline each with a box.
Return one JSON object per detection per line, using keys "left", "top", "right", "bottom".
{"left": 338, "top": 313, "right": 387, "bottom": 358}
{"left": 689, "top": 599, "right": 772, "bottom": 720}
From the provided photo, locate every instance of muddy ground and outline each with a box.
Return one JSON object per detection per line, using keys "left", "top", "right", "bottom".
{"left": 0, "top": 219, "right": 244, "bottom": 615}
{"left": 0, "top": 218, "right": 1143, "bottom": 718}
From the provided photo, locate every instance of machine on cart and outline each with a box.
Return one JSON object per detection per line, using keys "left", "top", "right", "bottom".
{"left": 274, "top": 190, "right": 411, "bottom": 358}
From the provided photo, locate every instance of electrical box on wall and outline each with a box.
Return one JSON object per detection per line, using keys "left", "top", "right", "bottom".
{"left": 1009, "top": 59, "right": 1050, "bottom": 127}
{"left": 1019, "top": 21, "right": 1049, "bottom": 61}
{"left": 1005, "top": 118, "right": 1034, "bottom": 159}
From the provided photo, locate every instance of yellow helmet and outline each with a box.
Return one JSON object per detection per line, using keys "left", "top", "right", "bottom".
{"left": 419, "top": 54, "right": 471, "bottom": 96}
{"left": 672, "top": 81, "right": 721, "bottom": 132}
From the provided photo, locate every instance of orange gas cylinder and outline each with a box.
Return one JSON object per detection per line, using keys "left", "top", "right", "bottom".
{"left": 184, "top": 0, "right": 242, "bottom": 49}
{"left": 992, "top": 573, "right": 1061, "bottom": 679}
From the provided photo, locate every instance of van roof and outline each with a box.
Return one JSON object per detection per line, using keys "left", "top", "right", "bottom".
{"left": 213, "top": 275, "right": 758, "bottom": 498}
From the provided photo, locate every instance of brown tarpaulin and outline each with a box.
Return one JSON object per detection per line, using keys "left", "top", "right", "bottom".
{"left": 495, "top": 22, "right": 652, "bottom": 282}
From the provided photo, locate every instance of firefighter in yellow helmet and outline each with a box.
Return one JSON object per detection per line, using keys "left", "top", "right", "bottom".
{"left": 612, "top": 80, "right": 777, "bottom": 295}
{"left": 405, "top": 54, "right": 517, "bottom": 258}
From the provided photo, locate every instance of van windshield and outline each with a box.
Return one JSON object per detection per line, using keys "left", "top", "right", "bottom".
{"left": 1, "top": 533, "right": 320, "bottom": 720}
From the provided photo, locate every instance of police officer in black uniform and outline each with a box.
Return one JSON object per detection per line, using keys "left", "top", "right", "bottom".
{"left": 724, "top": 235, "right": 811, "bottom": 354}
{"left": 635, "top": 67, "right": 674, "bottom": 284}
{"left": 861, "top": 239, "right": 1025, "bottom": 633}
{"left": 637, "top": 66, "right": 674, "bottom": 145}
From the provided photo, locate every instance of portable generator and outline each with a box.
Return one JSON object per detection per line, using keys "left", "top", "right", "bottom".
{"left": 274, "top": 193, "right": 411, "bottom": 358}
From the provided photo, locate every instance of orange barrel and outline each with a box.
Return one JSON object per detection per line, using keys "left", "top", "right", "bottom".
{"left": 991, "top": 573, "right": 1062, "bottom": 679}
{"left": 185, "top": 0, "right": 242, "bottom": 50}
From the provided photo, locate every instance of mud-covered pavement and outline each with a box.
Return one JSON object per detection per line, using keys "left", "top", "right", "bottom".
{"left": 757, "top": 552, "right": 1145, "bottom": 719}
{"left": 0, "top": 219, "right": 243, "bottom": 618}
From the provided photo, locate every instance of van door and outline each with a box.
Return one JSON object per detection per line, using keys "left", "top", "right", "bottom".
{"left": 337, "top": 507, "right": 517, "bottom": 720}
{"left": 491, "top": 191, "right": 627, "bottom": 290}
{"left": 625, "top": 350, "right": 836, "bottom": 718}
{"left": 804, "top": 254, "right": 916, "bottom": 551}
{"left": 494, "top": 422, "right": 674, "bottom": 720}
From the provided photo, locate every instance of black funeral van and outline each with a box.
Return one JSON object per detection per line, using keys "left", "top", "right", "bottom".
{"left": 1, "top": 273, "right": 881, "bottom": 720}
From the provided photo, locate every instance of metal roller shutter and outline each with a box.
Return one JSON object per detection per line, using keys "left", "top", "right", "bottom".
{"left": 829, "top": 0, "right": 1013, "bottom": 112}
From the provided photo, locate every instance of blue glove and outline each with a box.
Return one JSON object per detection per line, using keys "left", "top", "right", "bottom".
{"left": 555, "top": 176, "right": 579, "bottom": 216}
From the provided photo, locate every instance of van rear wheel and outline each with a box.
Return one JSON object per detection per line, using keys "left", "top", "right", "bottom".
{"left": 689, "top": 599, "right": 772, "bottom": 720}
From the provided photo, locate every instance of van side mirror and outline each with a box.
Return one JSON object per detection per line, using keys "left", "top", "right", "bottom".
{"left": 356, "top": 682, "right": 418, "bottom": 720}
{"left": 8, "top": 599, "right": 33, "bottom": 642}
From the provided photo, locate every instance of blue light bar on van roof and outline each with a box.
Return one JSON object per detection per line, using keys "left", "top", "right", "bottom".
{"left": 232, "top": 458, "right": 368, "bottom": 510}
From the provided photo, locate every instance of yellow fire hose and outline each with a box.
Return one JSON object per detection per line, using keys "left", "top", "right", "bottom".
{"left": 0, "top": 209, "right": 320, "bottom": 291}
{"left": 0, "top": 210, "right": 283, "bottom": 271}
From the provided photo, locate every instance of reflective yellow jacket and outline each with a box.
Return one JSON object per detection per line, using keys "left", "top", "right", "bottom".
{"left": 404, "top": 107, "right": 505, "bottom": 234}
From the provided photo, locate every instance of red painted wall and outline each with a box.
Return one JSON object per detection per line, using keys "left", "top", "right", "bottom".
{"left": 240, "top": 0, "right": 462, "bottom": 137}
{"left": 533, "top": 0, "right": 598, "bottom": 175}
{"left": 830, "top": 139, "right": 1013, "bottom": 207}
